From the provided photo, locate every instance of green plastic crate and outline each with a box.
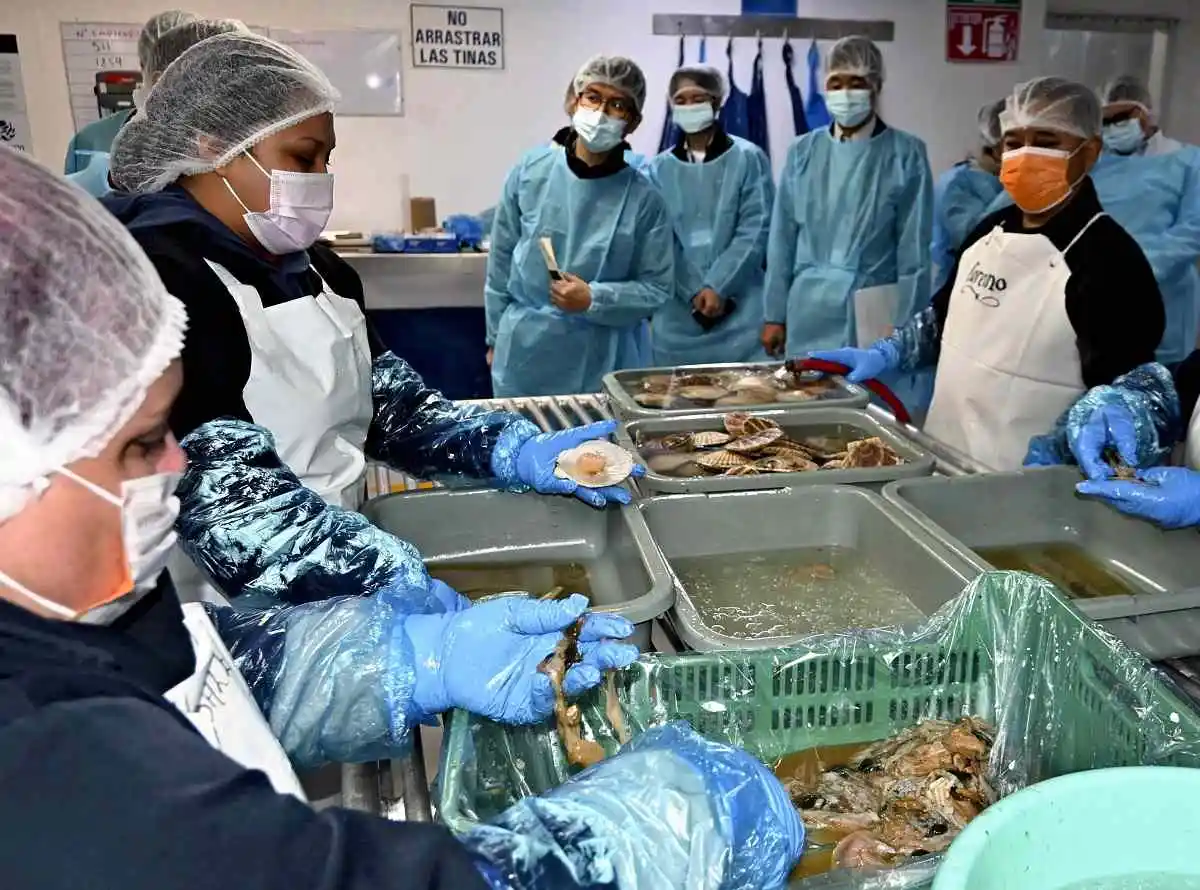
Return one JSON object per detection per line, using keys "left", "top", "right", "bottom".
{"left": 438, "top": 572, "right": 1200, "bottom": 873}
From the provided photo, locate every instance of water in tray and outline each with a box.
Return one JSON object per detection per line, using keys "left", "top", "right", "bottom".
{"left": 428, "top": 561, "right": 593, "bottom": 600}
{"left": 671, "top": 546, "right": 925, "bottom": 639}
{"left": 1057, "top": 875, "right": 1200, "bottom": 890}
{"left": 976, "top": 542, "right": 1140, "bottom": 598}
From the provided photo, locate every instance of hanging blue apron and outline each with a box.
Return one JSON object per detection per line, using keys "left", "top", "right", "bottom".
{"left": 804, "top": 40, "right": 831, "bottom": 130}
{"left": 782, "top": 38, "right": 809, "bottom": 136}
{"left": 719, "top": 38, "right": 751, "bottom": 141}
{"left": 747, "top": 37, "right": 770, "bottom": 159}
{"left": 657, "top": 35, "right": 685, "bottom": 154}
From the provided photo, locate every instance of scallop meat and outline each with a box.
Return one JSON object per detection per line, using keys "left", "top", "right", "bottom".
{"left": 553, "top": 440, "right": 636, "bottom": 487}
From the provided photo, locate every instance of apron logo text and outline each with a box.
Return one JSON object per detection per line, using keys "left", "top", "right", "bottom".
{"left": 963, "top": 261, "right": 1006, "bottom": 307}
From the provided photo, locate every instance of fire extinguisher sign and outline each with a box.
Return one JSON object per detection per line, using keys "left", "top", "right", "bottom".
{"left": 946, "top": 0, "right": 1021, "bottom": 63}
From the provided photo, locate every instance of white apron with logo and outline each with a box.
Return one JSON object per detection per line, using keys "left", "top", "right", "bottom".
{"left": 163, "top": 602, "right": 307, "bottom": 800}
{"left": 1185, "top": 399, "right": 1200, "bottom": 471}
{"left": 924, "top": 214, "right": 1106, "bottom": 471}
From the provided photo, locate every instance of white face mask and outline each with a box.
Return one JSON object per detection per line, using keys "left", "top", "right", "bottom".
{"left": 572, "top": 107, "right": 627, "bottom": 153}
{"left": 0, "top": 469, "right": 181, "bottom": 624}
{"left": 222, "top": 151, "right": 334, "bottom": 255}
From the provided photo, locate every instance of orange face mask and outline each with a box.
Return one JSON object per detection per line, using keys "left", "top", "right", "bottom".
{"left": 999, "top": 145, "right": 1084, "bottom": 214}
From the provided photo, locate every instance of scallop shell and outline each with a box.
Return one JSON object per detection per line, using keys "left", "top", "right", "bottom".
{"left": 726, "top": 427, "right": 784, "bottom": 453}
{"left": 776, "top": 389, "right": 818, "bottom": 403}
{"left": 741, "top": 415, "right": 781, "bottom": 435}
{"left": 659, "top": 432, "right": 695, "bottom": 452}
{"left": 762, "top": 448, "right": 819, "bottom": 471}
{"left": 729, "top": 375, "right": 782, "bottom": 393}
{"left": 723, "top": 412, "right": 754, "bottom": 437}
{"left": 723, "top": 464, "right": 762, "bottom": 477}
{"left": 634, "top": 391, "right": 677, "bottom": 408}
{"left": 689, "top": 430, "right": 734, "bottom": 448}
{"left": 553, "top": 440, "right": 636, "bottom": 487}
{"left": 750, "top": 456, "right": 798, "bottom": 473}
{"left": 842, "top": 437, "right": 902, "bottom": 468}
{"left": 640, "top": 374, "right": 675, "bottom": 394}
{"left": 677, "top": 385, "right": 729, "bottom": 401}
{"left": 674, "top": 373, "right": 720, "bottom": 388}
{"left": 694, "top": 449, "right": 754, "bottom": 470}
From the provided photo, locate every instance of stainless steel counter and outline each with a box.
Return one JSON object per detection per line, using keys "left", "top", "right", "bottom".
{"left": 338, "top": 251, "right": 487, "bottom": 310}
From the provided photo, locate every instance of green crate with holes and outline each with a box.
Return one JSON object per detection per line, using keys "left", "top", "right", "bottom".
{"left": 437, "top": 572, "right": 1200, "bottom": 841}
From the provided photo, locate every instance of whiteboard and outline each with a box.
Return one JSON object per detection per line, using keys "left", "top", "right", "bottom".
{"left": 59, "top": 22, "right": 141, "bottom": 131}
{"left": 268, "top": 29, "right": 404, "bottom": 117}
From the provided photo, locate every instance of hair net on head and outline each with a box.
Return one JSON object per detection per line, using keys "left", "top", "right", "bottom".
{"left": 0, "top": 147, "right": 187, "bottom": 523}
{"left": 143, "top": 18, "right": 246, "bottom": 86}
{"left": 110, "top": 31, "right": 339, "bottom": 194}
{"left": 137, "top": 10, "right": 198, "bottom": 70}
{"left": 669, "top": 65, "right": 726, "bottom": 103}
{"left": 1099, "top": 74, "right": 1155, "bottom": 115}
{"left": 1000, "top": 76, "right": 1102, "bottom": 140}
{"left": 978, "top": 98, "right": 1004, "bottom": 146}
{"left": 573, "top": 55, "right": 647, "bottom": 114}
{"left": 827, "top": 35, "right": 884, "bottom": 90}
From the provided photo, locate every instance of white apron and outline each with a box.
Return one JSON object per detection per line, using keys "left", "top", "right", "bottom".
{"left": 163, "top": 602, "right": 307, "bottom": 800}
{"left": 924, "top": 214, "right": 1106, "bottom": 471}
{"left": 1185, "top": 399, "right": 1200, "bottom": 470}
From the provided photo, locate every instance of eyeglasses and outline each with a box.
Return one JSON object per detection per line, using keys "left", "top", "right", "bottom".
{"left": 577, "top": 89, "right": 634, "bottom": 120}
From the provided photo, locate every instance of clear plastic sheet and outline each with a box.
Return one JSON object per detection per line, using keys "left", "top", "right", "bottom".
{"left": 439, "top": 571, "right": 1200, "bottom": 889}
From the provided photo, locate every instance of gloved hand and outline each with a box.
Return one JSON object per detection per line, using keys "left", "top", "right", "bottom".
{"left": 809, "top": 343, "right": 898, "bottom": 384}
{"left": 405, "top": 593, "right": 638, "bottom": 724}
{"left": 1068, "top": 403, "right": 1141, "bottom": 481}
{"left": 1077, "top": 467, "right": 1200, "bottom": 529}
{"left": 466, "top": 722, "right": 804, "bottom": 890}
{"left": 515, "top": 420, "right": 645, "bottom": 508}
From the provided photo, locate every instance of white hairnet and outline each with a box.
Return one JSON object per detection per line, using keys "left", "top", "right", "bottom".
{"left": 1000, "top": 76, "right": 1102, "bottom": 140}
{"left": 1099, "top": 74, "right": 1155, "bottom": 116}
{"left": 110, "top": 31, "right": 339, "bottom": 194}
{"left": 143, "top": 17, "right": 246, "bottom": 86}
{"left": 827, "top": 35, "right": 884, "bottom": 90}
{"left": 0, "top": 147, "right": 187, "bottom": 522}
{"left": 138, "top": 10, "right": 198, "bottom": 70}
{"left": 978, "top": 99, "right": 1004, "bottom": 146}
{"left": 669, "top": 65, "right": 726, "bottom": 103}
{"left": 573, "top": 55, "right": 647, "bottom": 114}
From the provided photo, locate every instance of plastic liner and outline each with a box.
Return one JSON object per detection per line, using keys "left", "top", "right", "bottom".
{"left": 437, "top": 571, "right": 1200, "bottom": 888}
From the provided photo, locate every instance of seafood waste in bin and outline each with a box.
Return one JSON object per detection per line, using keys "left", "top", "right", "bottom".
{"left": 639, "top": 412, "right": 905, "bottom": 478}
{"left": 631, "top": 369, "right": 842, "bottom": 410}
{"left": 777, "top": 717, "right": 996, "bottom": 878}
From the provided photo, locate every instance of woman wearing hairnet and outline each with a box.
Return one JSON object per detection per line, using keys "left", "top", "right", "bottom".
{"left": 486, "top": 55, "right": 674, "bottom": 396}
{"left": 102, "top": 33, "right": 638, "bottom": 624}
{"left": 762, "top": 35, "right": 934, "bottom": 414}
{"left": 0, "top": 145, "right": 803, "bottom": 889}
{"left": 814, "top": 77, "right": 1165, "bottom": 471}
{"left": 930, "top": 100, "right": 1005, "bottom": 293}
{"left": 645, "top": 65, "right": 774, "bottom": 367}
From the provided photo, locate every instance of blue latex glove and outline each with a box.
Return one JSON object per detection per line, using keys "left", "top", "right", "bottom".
{"left": 465, "top": 722, "right": 804, "bottom": 890}
{"left": 404, "top": 593, "right": 638, "bottom": 724}
{"left": 515, "top": 420, "right": 646, "bottom": 508}
{"left": 1077, "top": 467, "right": 1200, "bottom": 529}
{"left": 809, "top": 343, "right": 898, "bottom": 384}
{"left": 1069, "top": 403, "right": 1141, "bottom": 481}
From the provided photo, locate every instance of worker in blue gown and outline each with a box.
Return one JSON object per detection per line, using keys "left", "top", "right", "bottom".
{"left": 486, "top": 56, "right": 674, "bottom": 397}
{"left": 761, "top": 35, "right": 934, "bottom": 416}
{"left": 930, "top": 100, "right": 1004, "bottom": 293}
{"left": 1090, "top": 74, "right": 1200, "bottom": 368}
{"left": 645, "top": 64, "right": 773, "bottom": 367}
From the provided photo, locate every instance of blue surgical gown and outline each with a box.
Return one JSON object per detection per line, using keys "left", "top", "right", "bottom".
{"left": 486, "top": 145, "right": 674, "bottom": 396}
{"left": 63, "top": 109, "right": 131, "bottom": 174}
{"left": 64, "top": 150, "right": 112, "bottom": 198}
{"left": 1091, "top": 147, "right": 1200, "bottom": 365}
{"left": 646, "top": 136, "right": 774, "bottom": 366}
{"left": 931, "top": 161, "right": 1002, "bottom": 292}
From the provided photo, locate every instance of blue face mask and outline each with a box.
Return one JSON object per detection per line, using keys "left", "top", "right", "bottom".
{"left": 825, "top": 89, "right": 874, "bottom": 129}
{"left": 672, "top": 102, "right": 716, "bottom": 135}
{"left": 573, "top": 107, "right": 626, "bottom": 153}
{"left": 1103, "top": 119, "right": 1146, "bottom": 155}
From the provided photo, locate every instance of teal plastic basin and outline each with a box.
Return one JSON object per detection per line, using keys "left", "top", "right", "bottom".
{"left": 933, "top": 766, "right": 1200, "bottom": 890}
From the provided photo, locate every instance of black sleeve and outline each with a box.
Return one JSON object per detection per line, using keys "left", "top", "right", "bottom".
{"left": 931, "top": 209, "right": 1008, "bottom": 332}
{"left": 1174, "top": 349, "right": 1200, "bottom": 423}
{"left": 0, "top": 698, "right": 488, "bottom": 890}
{"left": 310, "top": 243, "right": 388, "bottom": 358}
{"left": 1066, "top": 217, "right": 1166, "bottom": 388}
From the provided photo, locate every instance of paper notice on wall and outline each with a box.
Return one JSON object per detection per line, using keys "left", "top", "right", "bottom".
{"left": 410, "top": 5, "right": 504, "bottom": 69}
{"left": 59, "top": 22, "right": 141, "bottom": 130}
{"left": 0, "top": 34, "right": 32, "bottom": 154}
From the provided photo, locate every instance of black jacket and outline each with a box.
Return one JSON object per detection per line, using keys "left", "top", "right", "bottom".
{"left": 0, "top": 580, "right": 487, "bottom": 890}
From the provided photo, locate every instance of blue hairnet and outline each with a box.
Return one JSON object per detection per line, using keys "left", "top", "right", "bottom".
{"left": 573, "top": 55, "right": 647, "bottom": 114}
{"left": 826, "top": 35, "right": 884, "bottom": 90}
{"left": 1001, "top": 76, "right": 1101, "bottom": 140}
{"left": 669, "top": 65, "right": 726, "bottom": 103}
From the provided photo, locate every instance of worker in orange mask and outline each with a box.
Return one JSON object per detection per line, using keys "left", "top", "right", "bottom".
{"left": 812, "top": 76, "right": 1165, "bottom": 471}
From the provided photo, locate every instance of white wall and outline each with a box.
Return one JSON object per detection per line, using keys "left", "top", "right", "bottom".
{"left": 4, "top": 0, "right": 1196, "bottom": 232}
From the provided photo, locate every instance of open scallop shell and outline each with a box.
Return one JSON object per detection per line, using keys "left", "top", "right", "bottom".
{"left": 725, "top": 427, "right": 784, "bottom": 454}
{"left": 694, "top": 449, "right": 754, "bottom": 470}
{"left": 690, "top": 430, "right": 734, "bottom": 448}
{"left": 553, "top": 440, "right": 636, "bottom": 487}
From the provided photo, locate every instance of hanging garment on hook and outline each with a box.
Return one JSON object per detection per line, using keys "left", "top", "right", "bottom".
{"left": 657, "top": 35, "right": 685, "bottom": 154}
{"left": 747, "top": 37, "right": 771, "bottom": 159}
{"left": 804, "top": 39, "right": 831, "bottom": 130}
{"left": 719, "top": 38, "right": 751, "bottom": 142}
{"left": 782, "top": 38, "right": 809, "bottom": 137}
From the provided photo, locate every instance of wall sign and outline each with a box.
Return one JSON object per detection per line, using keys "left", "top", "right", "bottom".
{"left": 0, "top": 34, "right": 31, "bottom": 153}
{"left": 947, "top": 0, "right": 1021, "bottom": 64}
{"left": 59, "top": 22, "right": 142, "bottom": 130}
{"left": 410, "top": 5, "right": 504, "bottom": 69}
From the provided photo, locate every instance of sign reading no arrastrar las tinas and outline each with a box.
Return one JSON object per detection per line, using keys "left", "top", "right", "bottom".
{"left": 410, "top": 5, "right": 505, "bottom": 70}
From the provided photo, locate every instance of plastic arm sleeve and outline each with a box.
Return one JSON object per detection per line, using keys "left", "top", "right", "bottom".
{"left": 894, "top": 147, "right": 936, "bottom": 324}
{"left": 882, "top": 304, "right": 941, "bottom": 372}
{"left": 204, "top": 589, "right": 426, "bottom": 769}
{"left": 763, "top": 152, "right": 799, "bottom": 324}
{"left": 365, "top": 350, "right": 540, "bottom": 484}
{"left": 485, "top": 165, "right": 523, "bottom": 345}
{"left": 584, "top": 199, "right": 676, "bottom": 328}
{"left": 176, "top": 419, "right": 452, "bottom": 607}
{"left": 704, "top": 150, "right": 775, "bottom": 299}
{"left": 1138, "top": 150, "right": 1200, "bottom": 283}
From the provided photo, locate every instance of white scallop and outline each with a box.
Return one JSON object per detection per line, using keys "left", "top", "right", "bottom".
{"left": 553, "top": 439, "right": 636, "bottom": 487}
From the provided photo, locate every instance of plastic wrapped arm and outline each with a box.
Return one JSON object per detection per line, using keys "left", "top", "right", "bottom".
{"left": 177, "top": 418, "right": 461, "bottom": 608}
{"left": 461, "top": 722, "right": 804, "bottom": 890}
{"left": 485, "top": 164, "right": 523, "bottom": 346}
{"left": 763, "top": 149, "right": 800, "bottom": 324}
{"left": 584, "top": 197, "right": 675, "bottom": 328}
{"left": 703, "top": 149, "right": 774, "bottom": 300}
{"left": 882, "top": 304, "right": 942, "bottom": 372}
{"left": 365, "top": 350, "right": 539, "bottom": 484}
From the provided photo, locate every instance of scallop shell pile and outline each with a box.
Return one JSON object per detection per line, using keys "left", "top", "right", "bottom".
{"left": 554, "top": 440, "right": 636, "bottom": 487}
{"left": 639, "top": 413, "right": 904, "bottom": 478}
{"left": 631, "top": 368, "right": 840, "bottom": 410}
